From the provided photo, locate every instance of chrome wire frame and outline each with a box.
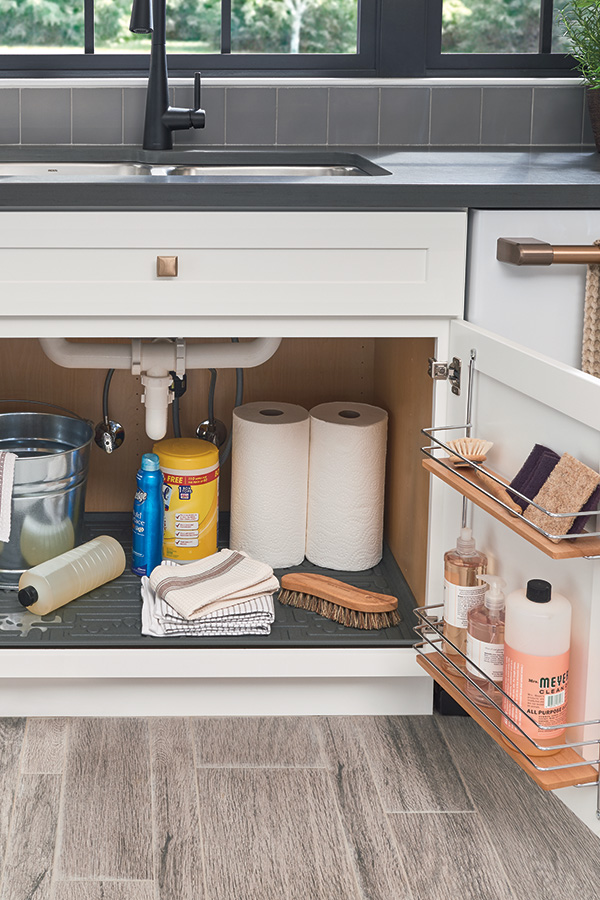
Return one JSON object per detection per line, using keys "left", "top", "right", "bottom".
{"left": 421, "top": 425, "right": 600, "bottom": 544}
{"left": 413, "top": 604, "right": 600, "bottom": 815}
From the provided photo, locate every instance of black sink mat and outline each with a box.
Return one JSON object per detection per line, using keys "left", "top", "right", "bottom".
{"left": 0, "top": 513, "right": 417, "bottom": 649}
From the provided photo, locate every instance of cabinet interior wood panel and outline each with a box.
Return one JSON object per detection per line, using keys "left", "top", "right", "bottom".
{"left": 373, "top": 338, "right": 434, "bottom": 606}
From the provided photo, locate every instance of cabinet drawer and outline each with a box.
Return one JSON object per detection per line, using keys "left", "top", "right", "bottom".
{"left": 0, "top": 210, "right": 467, "bottom": 319}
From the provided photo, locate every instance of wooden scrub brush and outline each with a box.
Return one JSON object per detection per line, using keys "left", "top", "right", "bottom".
{"left": 446, "top": 437, "right": 493, "bottom": 466}
{"left": 278, "top": 573, "right": 400, "bottom": 630}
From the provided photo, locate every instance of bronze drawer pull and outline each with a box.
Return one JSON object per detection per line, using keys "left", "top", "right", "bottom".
{"left": 156, "top": 256, "right": 179, "bottom": 277}
{"left": 497, "top": 238, "right": 600, "bottom": 266}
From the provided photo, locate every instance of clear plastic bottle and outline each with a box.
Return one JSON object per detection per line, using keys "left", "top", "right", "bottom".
{"left": 465, "top": 575, "right": 506, "bottom": 707}
{"left": 17, "top": 535, "right": 126, "bottom": 616}
{"left": 502, "top": 579, "right": 571, "bottom": 757}
{"left": 442, "top": 527, "right": 488, "bottom": 677}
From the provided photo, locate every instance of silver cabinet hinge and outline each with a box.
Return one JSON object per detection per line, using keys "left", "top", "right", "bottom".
{"left": 428, "top": 356, "right": 461, "bottom": 395}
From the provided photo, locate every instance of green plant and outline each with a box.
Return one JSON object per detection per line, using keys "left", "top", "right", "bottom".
{"left": 561, "top": 0, "right": 600, "bottom": 89}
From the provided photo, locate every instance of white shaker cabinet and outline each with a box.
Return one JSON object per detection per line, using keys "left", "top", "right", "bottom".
{"left": 0, "top": 206, "right": 599, "bottom": 776}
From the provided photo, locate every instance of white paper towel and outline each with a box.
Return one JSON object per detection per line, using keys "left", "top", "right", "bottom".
{"left": 306, "top": 402, "right": 388, "bottom": 571}
{"left": 230, "top": 402, "right": 310, "bottom": 568}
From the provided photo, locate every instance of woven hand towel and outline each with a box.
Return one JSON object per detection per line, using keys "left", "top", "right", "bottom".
{"left": 582, "top": 240, "right": 600, "bottom": 376}
{"left": 148, "top": 549, "right": 279, "bottom": 620}
{"left": 140, "top": 575, "right": 275, "bottom": 637}
{"left": 524, "top": 453, "right": 600, "bottom": 541}
{"left": 0, "top": 451, "right": 17, "bottom": 543}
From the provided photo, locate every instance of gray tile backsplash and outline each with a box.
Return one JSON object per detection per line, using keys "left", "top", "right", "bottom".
{"left": 0, "top": 82, "right": 594, "bottom": 148}
{"left": 0, "top": 89, "right": 19, "bottom": 144}
{"left": 379, "top": 87, "right": 430, "bottom": 146}
{"left": 328, "top": 87, "right": 379, "bottom": 145}
{"left": 72, "top": 88, "right": 123, "bottom": 145}
{"left": 21, "top": 88, "right": 71, "bottom": 145}
{"left": 481, "top": 87, "right": 532, "bottom": 145}
{"left": 277, "top": 88, "right": 328, "bottom": 145}
{"left": 430, "top": 87, "right": 481, "bottom": 146}
{"left": 225, "top": 88, "right": 277, "bottom": 145}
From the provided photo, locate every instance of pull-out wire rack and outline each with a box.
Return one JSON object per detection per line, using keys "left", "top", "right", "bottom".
{"left": 413, "top": 607, "right": 600, "bottom": 812}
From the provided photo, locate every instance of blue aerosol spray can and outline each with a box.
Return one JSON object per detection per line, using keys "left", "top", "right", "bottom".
{"left": 132, "top": 452, "right": 164, "bottom": 577}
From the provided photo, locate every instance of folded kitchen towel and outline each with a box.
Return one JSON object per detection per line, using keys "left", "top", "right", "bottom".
{"left": 148, "top": 548, "right": 279, "bottom": 620}
{"left": 0, "top": 451, "right": 17, "bottom": 543}
{"left": 582, "top": 239, "right": 600, "bottom": 377}
{"left": 508, "top": 444, "right": 560, "bottom": 511}
{"left": 140, "top": 574, "right": 275, "bottom": 637}
{"left": 524, "top": 453, "right": 600, "bottom": 541}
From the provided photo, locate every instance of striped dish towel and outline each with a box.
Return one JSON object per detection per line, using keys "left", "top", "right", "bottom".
{"left": 140, "top": 575, "right": 274, "bottom": 637}
{"left": 0, "top": 452, "right": 17, "bottom": 543}
{"left": 148, "top": 548, "right": 279, "bottom": 620}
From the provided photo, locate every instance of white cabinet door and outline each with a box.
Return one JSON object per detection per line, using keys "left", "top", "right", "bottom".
{"left": 427, "top": 320, "right": 600, "bottom": 740}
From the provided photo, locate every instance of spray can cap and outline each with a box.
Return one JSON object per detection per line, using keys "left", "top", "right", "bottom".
{"left": 456, "top": 526, "right": 477, "bottom": 556}
{"left": 477, "top": 575, "right": 506, "bottom": 612}
{"left": 141, "top": 452, "right": 160, "bottom": 472}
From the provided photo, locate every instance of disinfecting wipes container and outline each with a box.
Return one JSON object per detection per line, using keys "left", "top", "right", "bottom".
{"left": 152, "top": 438, "right": 219, "bottom": 562}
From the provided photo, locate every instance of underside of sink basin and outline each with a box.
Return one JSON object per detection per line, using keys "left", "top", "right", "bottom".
{"left": 0, "top": 152, "right": 391, "bottom": 179}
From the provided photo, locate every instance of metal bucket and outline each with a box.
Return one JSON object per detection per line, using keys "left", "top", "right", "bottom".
{"left": 0, "top": 409, "right": 93, "bottom": 587}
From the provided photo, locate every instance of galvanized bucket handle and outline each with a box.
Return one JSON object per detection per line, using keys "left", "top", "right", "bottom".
{"left": 0, "top": 399, "right": 92, "bottom": 426}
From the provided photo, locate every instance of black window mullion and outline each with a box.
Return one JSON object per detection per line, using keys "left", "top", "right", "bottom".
{"left": 539, "top": 0, "right": 554, "bottom": 54}
{"left": 221, "top": 0, "right": 231, "bottom": 54}
{"left": 84, "top": 0, "right": 94, "bottom": 54}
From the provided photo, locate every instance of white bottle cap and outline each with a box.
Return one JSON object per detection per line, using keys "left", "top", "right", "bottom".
{"left": 478, "top": 574, "right": 506, "bottom": 612}
{"left": 456, "top": 526, "right": 477, "bottom": 556}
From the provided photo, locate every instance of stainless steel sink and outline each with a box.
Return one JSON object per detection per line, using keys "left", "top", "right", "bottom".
{"left": 0, "top": 155, "right": 390, "bottom": 179}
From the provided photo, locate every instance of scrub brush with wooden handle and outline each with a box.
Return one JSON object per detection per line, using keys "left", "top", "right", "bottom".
{"left": 278, "top": 573, "right": 400, "bottom": 630}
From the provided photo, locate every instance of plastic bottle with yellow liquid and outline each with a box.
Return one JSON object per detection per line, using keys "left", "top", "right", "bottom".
{"left": 152, "top": 438, "right": 219, "bottom": 562}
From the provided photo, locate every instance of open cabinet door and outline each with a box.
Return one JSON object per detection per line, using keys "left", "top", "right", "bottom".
{"left": 426, "top": 320, "right": 600, "bottom": 744}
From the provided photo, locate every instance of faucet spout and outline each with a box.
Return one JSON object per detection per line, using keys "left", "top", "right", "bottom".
{"left": 130, "top": 0, "right": 205, "bottom": 151}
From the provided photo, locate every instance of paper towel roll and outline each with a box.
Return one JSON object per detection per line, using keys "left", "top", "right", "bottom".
{"left": 230, "top": 402, "right": 309, "bottom": 568}
{"left": 306, "top": 402, "right": 388, "bottom": 571}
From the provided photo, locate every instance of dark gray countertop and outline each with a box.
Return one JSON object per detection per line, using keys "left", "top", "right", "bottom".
{"left": 1, "top": 145, "right": 600, "bottom": 210}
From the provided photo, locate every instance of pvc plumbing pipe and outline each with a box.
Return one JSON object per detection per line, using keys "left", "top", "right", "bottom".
{"left": 38, "top": 337, "right": 282, "bottom": 440}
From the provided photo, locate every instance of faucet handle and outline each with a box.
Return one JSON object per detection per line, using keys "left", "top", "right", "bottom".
{"left": 194, "top": 72, "right": 202, "bottom": 111}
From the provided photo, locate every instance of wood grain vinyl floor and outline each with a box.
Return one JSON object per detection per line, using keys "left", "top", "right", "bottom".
{"left": 0, "top": 714, "right": 597, "bottom": 900}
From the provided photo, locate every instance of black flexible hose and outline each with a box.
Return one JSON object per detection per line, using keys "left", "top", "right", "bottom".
{"left": 102, "top": 368, "right": 115, "bottom": 421}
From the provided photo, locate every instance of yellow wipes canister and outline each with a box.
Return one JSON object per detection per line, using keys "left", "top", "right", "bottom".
{"left": 152, "top": 438, "right": 219, "bottom": 562}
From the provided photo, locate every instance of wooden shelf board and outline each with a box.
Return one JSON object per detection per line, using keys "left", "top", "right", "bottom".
{"left": 422, "top": 457, "right": 600, "bottom": 560}
{"left": 418, "top": 653, "right": 598, "bottom": 791}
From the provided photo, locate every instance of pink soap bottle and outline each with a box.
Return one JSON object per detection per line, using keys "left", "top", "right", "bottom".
{"left": 465, "top": 575, "right": 506, "bottom": 708}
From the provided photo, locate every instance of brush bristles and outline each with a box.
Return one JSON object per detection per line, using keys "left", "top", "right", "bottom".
{"left": 278, "top": 589, "right": 401, "bottom": 631}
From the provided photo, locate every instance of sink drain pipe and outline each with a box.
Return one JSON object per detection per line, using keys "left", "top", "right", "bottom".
{"left": 39, "top": 337, "right": 282, "bottom": 441}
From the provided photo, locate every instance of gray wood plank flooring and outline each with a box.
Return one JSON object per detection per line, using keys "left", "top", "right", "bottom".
{"left": 20, "top": 719, "right": 68, "bottom": 775}
{"left": 0, "top": 714, "right": 597, "bottom": 900}
{"left": 0, "top": 774, "right": 61, "bottom": 900}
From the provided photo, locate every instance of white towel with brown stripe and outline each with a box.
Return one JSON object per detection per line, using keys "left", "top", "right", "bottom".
{"left": 0, "top": 451, "right": 17, "bottom": 543}
{"left": 148, "top": 548, "right": 279, "bottom": 620}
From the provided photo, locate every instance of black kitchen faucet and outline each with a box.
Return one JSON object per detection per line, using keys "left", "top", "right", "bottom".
{"left": 129, "top": 0, "right": 206, "bottom": 150}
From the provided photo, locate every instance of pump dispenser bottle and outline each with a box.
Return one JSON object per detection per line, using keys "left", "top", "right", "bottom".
{"left": 442, "top": 527, "right": 488, "bottom": 675}
{"left": 17, "top": 535, "right": 126, "bottom": 616}
{"left": 502, "top": 579, "right": 571, "bottom": 757}
{"left": 465, "top": 575, "right": 506, "bottom": 707}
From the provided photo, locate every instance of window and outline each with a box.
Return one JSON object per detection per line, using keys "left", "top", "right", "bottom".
{"left": 0, "top": 0, "right": 576, "bottom": 77}
{"left": 428, "top": 0, "right": 575, "bottom": 74}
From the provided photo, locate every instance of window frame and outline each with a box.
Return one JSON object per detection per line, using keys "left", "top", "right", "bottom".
{"left": 425, "top": 0, "right": 576, "bottom": 77}
{"left": 0, "top": 0, "right": 579, "bottom": 79}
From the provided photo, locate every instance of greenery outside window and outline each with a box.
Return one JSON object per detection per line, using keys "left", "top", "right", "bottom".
{"left": 0, "top": 0, "right": 577, "bottom": 78}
